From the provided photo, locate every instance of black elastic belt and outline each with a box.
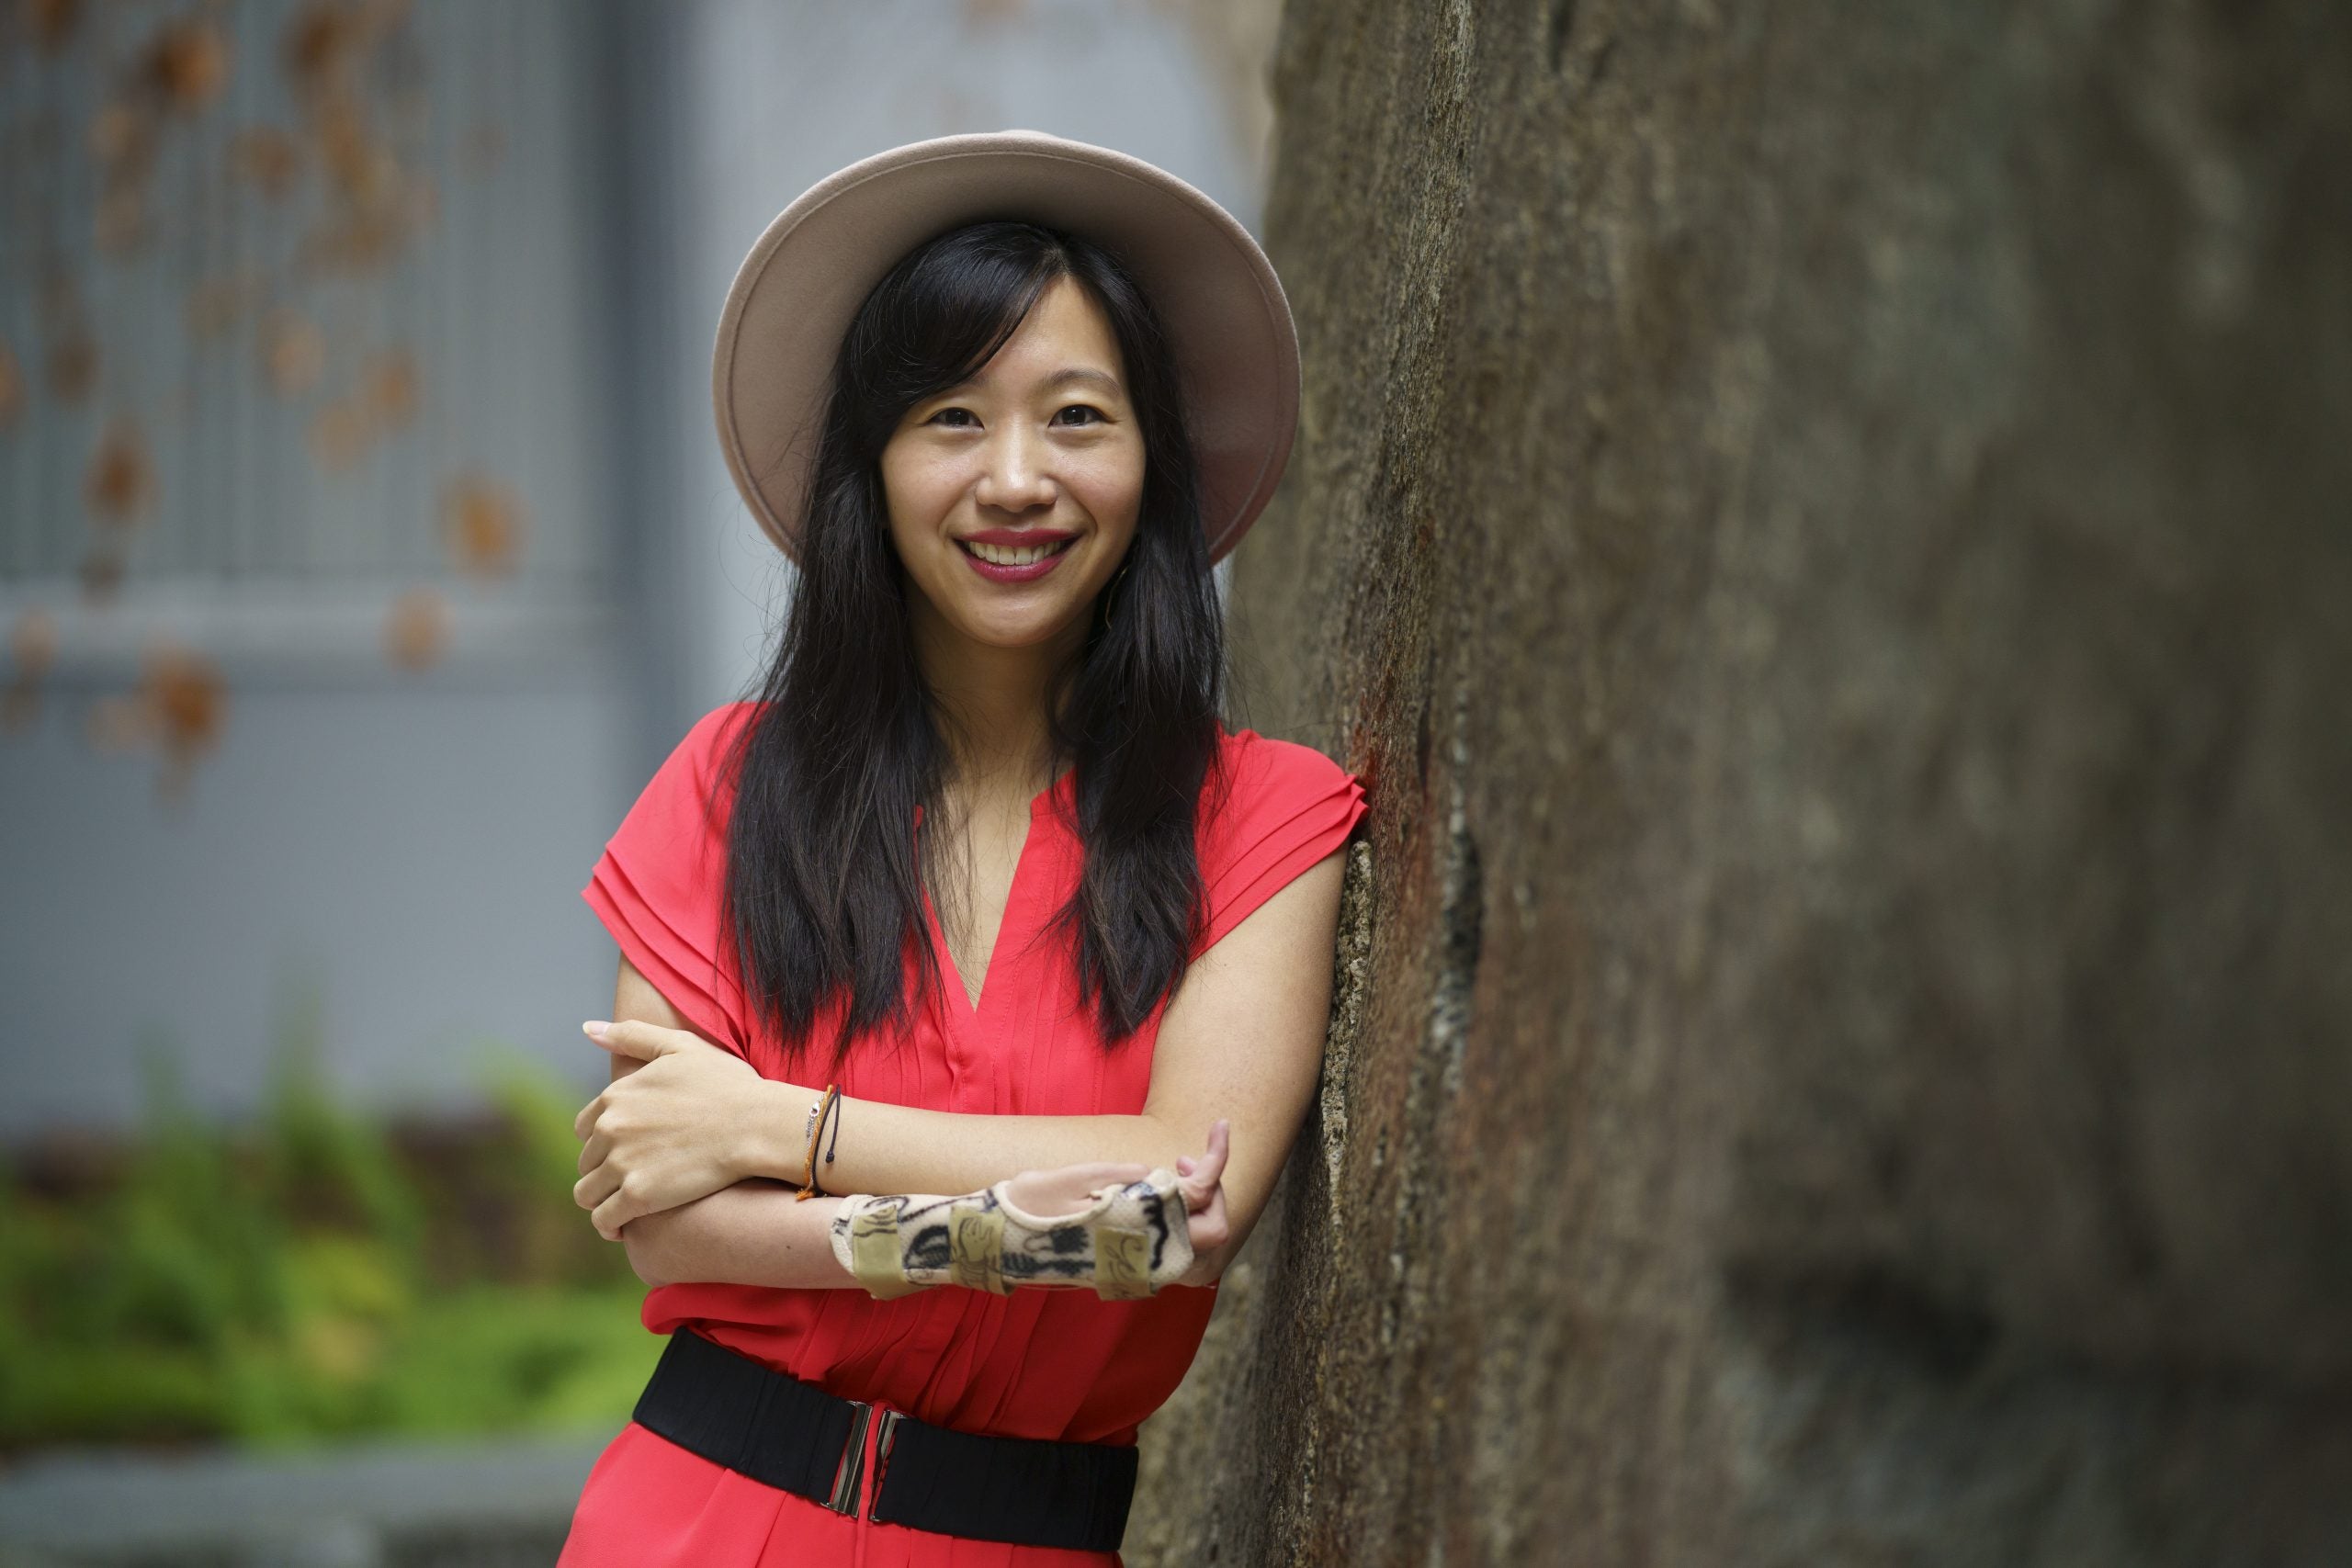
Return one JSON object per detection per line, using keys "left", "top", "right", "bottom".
{"left": 629, "top": 1327, "right": 1136, "bottom": 1552}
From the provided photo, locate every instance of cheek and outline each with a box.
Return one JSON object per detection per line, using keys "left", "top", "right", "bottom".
{"left": 1068, "top": 447, "right": 1146, "bottom": 528}
{"left": 881, "top": 453, "right": 965, "bottom": 529}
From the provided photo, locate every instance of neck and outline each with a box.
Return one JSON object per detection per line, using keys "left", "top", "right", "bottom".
{"left": 910, "top": 601, "right": 1083, "bottom": 806}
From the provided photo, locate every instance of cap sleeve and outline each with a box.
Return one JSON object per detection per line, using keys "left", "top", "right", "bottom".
{"left": 1191, "top": 730, "right": 1368, "bottom": 959}
{"left": 580, "top": 704, "right": 755, "bottom": 1055}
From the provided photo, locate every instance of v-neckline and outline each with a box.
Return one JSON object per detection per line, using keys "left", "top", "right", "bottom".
{"left": 921, "top": 767, "right": 1070, "bottom": 1026}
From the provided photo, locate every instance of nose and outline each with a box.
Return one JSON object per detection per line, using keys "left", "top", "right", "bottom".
{"left": 972, "top": 423, "right": 1057, "bottom": 513}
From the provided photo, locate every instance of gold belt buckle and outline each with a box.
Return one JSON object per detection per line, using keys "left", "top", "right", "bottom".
{"left": 823, "top": 1400, "right": 873, "bottom": 1514}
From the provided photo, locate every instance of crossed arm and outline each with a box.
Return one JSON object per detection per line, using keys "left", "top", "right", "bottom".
{"left": 576, "top": 847, "right": 1349, "bottom": 1293}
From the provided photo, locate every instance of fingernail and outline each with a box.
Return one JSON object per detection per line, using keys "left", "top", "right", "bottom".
{"left": 583, "top": 1021, "right": 609, "bottom": 1038}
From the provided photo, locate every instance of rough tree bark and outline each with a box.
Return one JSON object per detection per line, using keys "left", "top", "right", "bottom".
{"left": 1129, "top": 2, "right": 2352, "bottom": 1563}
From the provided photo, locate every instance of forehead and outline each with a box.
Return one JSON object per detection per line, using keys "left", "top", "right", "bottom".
{"left": 952, "top": 276, "right": 1126, "bottom": 390}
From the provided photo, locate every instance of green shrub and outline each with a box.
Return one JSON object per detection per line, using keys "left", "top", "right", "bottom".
{"left": 0, "top": 1021, "right": 662, "bottom": 1452}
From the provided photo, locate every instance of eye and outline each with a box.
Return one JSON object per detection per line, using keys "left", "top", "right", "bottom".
{"left": 1053, "top": 404, "right": 1107, "bottom": 427}
{"left": 926, "top": 406, "right": 978, "bottom": 429}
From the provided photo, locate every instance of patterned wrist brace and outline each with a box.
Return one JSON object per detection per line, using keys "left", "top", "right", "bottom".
{"left": 829, "top": 1168, "right": 1194, "bottom": 1302}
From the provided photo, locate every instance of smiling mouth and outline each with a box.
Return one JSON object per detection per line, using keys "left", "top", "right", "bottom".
{"left": 956, "top": 537, "right": 1077, "bottom": 568}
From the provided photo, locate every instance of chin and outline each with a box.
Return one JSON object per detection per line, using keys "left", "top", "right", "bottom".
{"left": 956, "top": 606, "right": 1087, "bottom": 649}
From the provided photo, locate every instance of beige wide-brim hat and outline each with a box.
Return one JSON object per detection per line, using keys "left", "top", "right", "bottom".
{"left": 712, "top": 130, "right": 1300, "bottom": 568}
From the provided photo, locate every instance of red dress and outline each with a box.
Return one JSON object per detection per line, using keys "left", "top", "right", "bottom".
{"left": 559, "top": 703, "right": 1367, "bottom": 1566}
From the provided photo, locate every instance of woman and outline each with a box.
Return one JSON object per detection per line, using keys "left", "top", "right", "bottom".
{"left": 557, "top": 132, "right": 1366, "bottom": 1565}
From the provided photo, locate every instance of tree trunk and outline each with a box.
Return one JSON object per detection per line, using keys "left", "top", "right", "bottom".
{"left": 1130, "top": 2, "right": 2352, "bottom": 1563}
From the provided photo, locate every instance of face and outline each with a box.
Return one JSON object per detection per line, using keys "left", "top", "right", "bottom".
{"left": 879, "top": 275, "right": 1145, "bottom": 658}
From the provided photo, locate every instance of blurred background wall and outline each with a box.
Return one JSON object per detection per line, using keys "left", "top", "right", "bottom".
{"left": 0, "top": 2, "right": 1281, "bottom": 1559}
{"left": 0, "top": 0, "right": 1276, "bottom": 1145}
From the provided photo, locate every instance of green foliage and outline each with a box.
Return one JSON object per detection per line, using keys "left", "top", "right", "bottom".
{"left": 0, "top": 1014, "right": 662, "bottom": 1453}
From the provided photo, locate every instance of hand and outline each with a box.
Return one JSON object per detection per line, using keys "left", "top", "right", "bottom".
{"left": 996, "top": 1118, "right": 1233, "bottom": 1289}
{"left": 1170, "top": 1119, "right": 1233, "bottom": 1287}
{"left": 572, "top": 1019, "right": 775, "bottom": 1241}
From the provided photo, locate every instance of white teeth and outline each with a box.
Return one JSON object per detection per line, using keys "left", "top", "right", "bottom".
{"left": 964, "top": 539, "right": 1065, "bottom": 566}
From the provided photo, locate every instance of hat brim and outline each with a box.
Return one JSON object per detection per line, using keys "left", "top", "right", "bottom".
{"left": 712, "top": 130, "right": 1299, "bottom": 569}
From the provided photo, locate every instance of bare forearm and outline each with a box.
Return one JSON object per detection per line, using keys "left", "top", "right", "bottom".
{"left": 623, "top": 1113, "right": 1246, "bottom": 1291}
{"left": 619, "top": 1178, "right": 1234, "bottom": 1292}
{"left": 744, "top": 1081, "right": 1195, "bottom": 1198}
{"left": 622, "top": 1181, "right": 859, "bottom": 1291}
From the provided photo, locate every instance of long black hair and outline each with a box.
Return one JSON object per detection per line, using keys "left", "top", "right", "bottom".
{"left": 716, "top": 219, "right": 1232, "bottom": 1079}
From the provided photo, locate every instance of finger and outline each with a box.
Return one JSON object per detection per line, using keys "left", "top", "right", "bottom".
{"left": 1183, "top": 1169, "right": 1217, "bottom": 1213}
{"left": 1194, "top": 1188, "right": 1229, "bottom": 1247}
{"left": 1185, "top": 1146, "right": 1223, "bottom": 1213}
{"left": 1180, "top": 1157, "right": 1227, "bottom": 1225}
{"left": 571, "top": 1094, "right": 605, "bottom": 1143}
{"left": 576, "top": 1127, "right": 611, "bottom": 1178}
{"left": 573, "top": 1163, "right": 623, "bottom": 1213}
{"left": 1177, "top": 1127, "right": 1227, "bottom": 1201}
{"left": 1195, "top": 1119, "right": 1232, "bottom": 1183}
{"left": 1176, "top": 1156, "right": 1194, "bottom": 1175}
{"left": 591, "top": 1188, "right": 633, "bottom": 1243}
{"left": 583, "top": 1020, "right": 670, "bottom": 1060}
